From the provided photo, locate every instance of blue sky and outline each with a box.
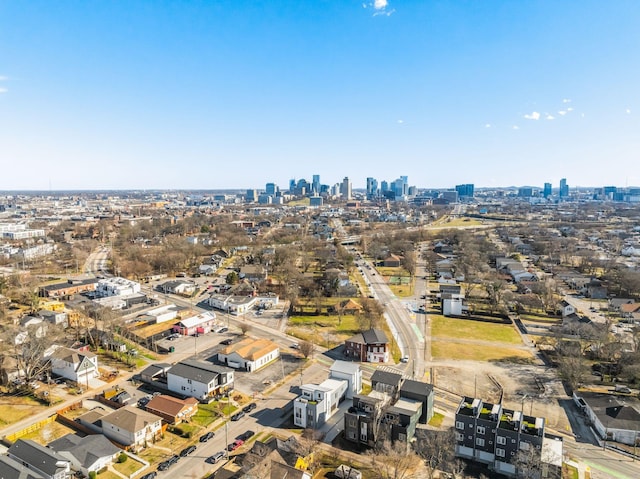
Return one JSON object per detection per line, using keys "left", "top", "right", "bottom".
{"left": 1, "top": 1, "right": 638, "bottom": 191}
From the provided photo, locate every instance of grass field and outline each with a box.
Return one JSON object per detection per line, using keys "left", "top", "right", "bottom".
{"left": 97, "top": 470, "right": 121, "bottom": 479}
{"left": 0, "top": 398, "right": 48, "bottom": 427}
{"left": 431, "top": 315, "right": 521, "bottom": 344}
{"left": 113, "top": 457, "right": 145, "bottom": 476}
{"left": 431, "top": 341, "right": 533, "bottom": 362}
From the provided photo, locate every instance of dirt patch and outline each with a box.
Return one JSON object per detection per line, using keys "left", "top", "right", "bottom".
{"left": 432, "top": 359, "right": 571, "bottom": 432}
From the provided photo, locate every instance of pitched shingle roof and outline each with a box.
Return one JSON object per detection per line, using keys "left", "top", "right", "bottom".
{"left": 221, "top": 337, "right": 279, "bottom": 361}
{"left": 101, "top": 406, "right": 161, "bottom": 433}
{"left": 48, "top": 434, "right": 120, "bottom": 468}
{"left": 7, "top": 439, "right": 69, "bottom": 478}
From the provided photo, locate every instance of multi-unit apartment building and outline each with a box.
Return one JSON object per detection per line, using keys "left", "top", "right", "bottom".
{"left": 454, "top": 397, "right": 562, "bottom": 478}
{"left": 343, "top": 370, "right": 433, "bottom": 447}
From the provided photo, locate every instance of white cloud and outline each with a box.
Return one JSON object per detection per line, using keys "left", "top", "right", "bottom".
{"left": 626, "top": 108, "right": 632, "bottom": 114}
{"left": 512, "top": 125, "right": 520, "bottom": 130}
{"left": 546, "top": 115, "right": 555, "bottom": 120}
{"left": 369, "top": 0, "right": 394, "bottom": 15}
{"left": 567, "top": 107, "right": 574, "bottom": 112}
{"left": 374, "top": 0, "right": 388, "bottom": 9}
{"left": 0, "top": 76, "right": 7, "bottom": 81}
{"left": 563, "top": 98, "right": 571, "bottom": 103}
{"left": 0, "top": 87, "right": 7, "bottom": 94}
{"left": 485, "top": 123, "right": 492, "bottom": 128}
{"left": 362, "top": 2, "right": 367, "bottom": 7}
{"left": 524, "top": 111, "right": 540, "bottom": 120}
{"left": 396, "top": 119, "right": 404, "bottom": 124}
{"left": 558, "top": 110, "right": 567, "bottom": 116}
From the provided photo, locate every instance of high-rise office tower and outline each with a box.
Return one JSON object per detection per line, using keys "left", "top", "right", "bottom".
{"left": 265, "top": 183, "right": 277, "bottom": 195}
{"left": 340, "top": 177, "right": 352, "bottom": 200}
{"left": 366, "top": 177, "right": 378, "bottom": 199}
{"left": 312, "top": 175, "right": 320, "bottom": 194}
{"left": 543, "top": 183, "right": 552, "bottom": 198}
{"left": 559, "top": 178, "right": 569, "bottom": 198}
{"left": 455, "top": 184, "right": 475, "bottom": 198}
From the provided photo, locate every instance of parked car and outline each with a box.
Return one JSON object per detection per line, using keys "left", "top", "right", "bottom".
{"left": 220, "top": 338, "right": 233, "bottom": 346}
{"left": 199, "top": 431, "right": 215, "bottom": 442}
{"left": 400, "top": 356, "right": 409, "bottom": 363}
{"left": 140, "top": 473, "right": 157, "bottom": 479}
{"left": 168, "top": 455, "right": 180, "bottom": 465}
{"left": 217, "top": 327, "right": 228, "bottom": 333}
{"left": 227, "top": 439, "right": 244, "bottom": 451}
{"left": 207, "top": 451, "right": 226, "bottom": 464}
{"left": 157, "top": 461, "right": 171, "bottom": 471}
{"left": 231, "top": 411, "right": 245, "bottom": 421}
{"left": 180, "top": 445, "right": 197, "bottom": 457}
{"left": 137, "top": 396, "right": 151, "bottom": 408}
{"left": 238, "top": 430, "right": 255, "bottom": 441}
{"left": 242, "top": 403, "right": 256, "bottom": 413}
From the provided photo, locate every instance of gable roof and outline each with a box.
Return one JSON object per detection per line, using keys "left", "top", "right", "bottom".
{"left": 48, "top": 434, "right": 120, "bottom": 467}
{"left": 346, "top": 328, "right": 388, "bottom": 346}
{"left": 8, "top": 439, "right": 69, "bottom": 477}
{"left": 50, "top": 346, "right": 96, "bottom": 363}
{"left": 101, "top": 405, "right": 161, "bottom": 433}
{"left": 168, "top": 359, "right": 232, "bottom": 383}
{"left": 371, "top": 369, "right": 403, "bottom": 387}
{"left": 400, "top": 379, "right": 433, "bottom": 397}
{"left": 221, "top": 337, "right": 279, "bottom": 361}
{"left": 0, "top": 455, "right": 45, "bottom": 479}
{"left": 362, "top": 329, "right": 388, "bottom": 344}
{"left": 146, "top": 394, "right": 198, "bottom": 417}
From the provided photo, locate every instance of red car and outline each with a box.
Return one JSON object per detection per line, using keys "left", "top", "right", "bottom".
{"left": 227, "top": 439, "right": 244, "bottom": 451}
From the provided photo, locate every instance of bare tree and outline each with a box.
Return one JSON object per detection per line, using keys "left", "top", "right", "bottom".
{"left": 413, "top": 429, "right": 458, "bottom": 479}
{"left": 299, "top": 340, "right": 315, "bottom": 359}
{"left": 239, "top": 322, "right": 251, "bottom": 335}
{"left": 367, "top": 439, "right": 421, "bottom": 479}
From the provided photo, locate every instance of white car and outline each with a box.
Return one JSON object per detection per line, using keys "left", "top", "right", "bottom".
{"left": 400, "top": 356, "right": 409, "bottom": 363}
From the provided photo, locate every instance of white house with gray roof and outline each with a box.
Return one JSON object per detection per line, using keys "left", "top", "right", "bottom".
{"left": 100, "top": 406, "right": 162, "bottom": 449}
{"left": 329, "top": 360, "right": 362, "bottom": 399}
{"left": 167, "top": 359, "right": 234, "bottom": 401}
{"left": 48, "top": 434, "right": 120, "bottom": 477}
{"left": 7, "top": 439, "right": 71, "bottom": 479}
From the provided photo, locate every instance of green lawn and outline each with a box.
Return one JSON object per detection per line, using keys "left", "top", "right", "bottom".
{"left": 431, "top": 341, "right": 533, "bottom": 362}
{"left": 431, "top": 315, "right": 522, "bottom": 344}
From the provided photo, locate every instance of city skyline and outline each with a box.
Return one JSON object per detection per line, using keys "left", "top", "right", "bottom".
{"left": 1, "top": 1, "right": 639, "bottom": 190}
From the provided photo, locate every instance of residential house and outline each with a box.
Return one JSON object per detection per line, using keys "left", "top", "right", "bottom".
{"left": 218, "top": 337, "right": 280, "bottom": 372}
{"left": 344, "top": 329, "right": 389, "bottom": 363}
{"left": 37, "top": 309, "right": 68, "bottom": 328}
{"left": 573, "top": 391, "right": 640, "bottom": 446}
{"left": 382, "top": 254, "right": 401, "bottom": 267}
{"left": 100, "top": 406, "right": 163, "bottom": 450}
{"left": 48, "top": 346, "right": 99, "bottom": 386}
{"left": 399, "top": 379, "right": 434, "bottom": 424}
{"left": 329, "top": 361, "right": 362, "bottom": 399}
{"left": 371, "top": 369, "right": 404, "bottom": 401}
{"left": 559, "top": 300, "right": 576, "bottom": 318}
{"left": 8, "top": 439, "right": 71, "bottom": 479}
{"left": 48, "top": 434, "right": 120, "bottom": 477}
{"left": 145, "top": 394, "right": 199, "bottom": 424}
{"left": 293, "top": 378, "right": 348, "bottom": 429}
{"left": 167, "top": 359, "right": 234, "bottom": 401}
{"left": 343, "top": 392, "right": 389, "bottom": 448}
{"left": 344, "top": 375, "right": 434, "bottom": 448}
{"left": 172, "top": 311, "right": 217, "bottom": 336}
{"left": 382, "top": 396, "right": 423, "bottom": 443}
{"left": 608, "top": 298, "right": 635, "bottom": 312}
{"left": 239, "top": 265, "right": 267, "bottom": 282}
{"left": 586, "top": 279, "right": 607, "bottom": 299}
{"left": 0, "top": 454, "right": 45, "bottom": 479}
